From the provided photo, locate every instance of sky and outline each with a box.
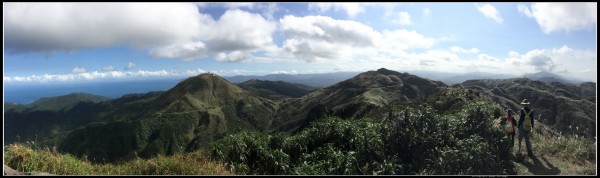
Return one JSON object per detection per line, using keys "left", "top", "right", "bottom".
{"left": 3, "top": 2, "right": 598, "bottom": 83}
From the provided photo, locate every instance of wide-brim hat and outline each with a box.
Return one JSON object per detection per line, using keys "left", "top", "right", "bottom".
{"left": 520, "top": 99, "right": 530, "bottom": 105}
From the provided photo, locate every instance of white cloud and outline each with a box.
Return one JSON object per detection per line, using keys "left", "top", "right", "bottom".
{"left": 12, "top": 76, "right": 35, "bottom": 82}
{"left": 271, "top": 70, "right": 299, "bottom": 74}
{"left": 308, "top": 3, "right": 367, "bottom": 18}
{"left": 523, "top": 49, "right": 555, "bottom": 71}
{"left": 72, "top": 66, "right": 87, "bottom": 74}
{"left": 4, "top": 68, "right": 298, "bottom": 83}
{"left": 518, "top": 3, "right": 597, "bottom": 34}
{"left": 278, "top": 15, "right": 382, "bottom": 62}
{"left": 478, "top": 54, "right": 499, "bottom": 62}
{"left": 4, "top": 3, "right": 277, "bottom": 62}
{"left": 137, "top": 70, "right": 169, "bottom": 77}
{"left": 344, "top": 45, "right": 596, "bottom": 82}
{"left": 501, "top": 46, "right": 596, "bottom": 81}
{"left": 423, "top": 8, "right": 431, "bottom": 16}
{"left": 383, "top": 8, "right": 412, "bottom": 26}
{"left": 413, "top": 50, "right": 460, "bottom": 63}
{"left": 216, "top": 51, "right": 253, "bottom": 62}
{"left": 127, "top": 62, "right": 136, "bottom": 70}
{"left": 275, "top": 15, "right": 439, "bottom": 63}
{"left": 517, "top": 4, "right": 532, "bottom": 17}
{"left": 256, "top": 3, "right": 280, "bottom": 21}
{"left": 149, "top": 9, "right": 276, "bottom": 60}
{"left": 449, "top": 46, "right": 480, "bottom": 54}
{"left": 5, "top": 69, "right": 196, "bottom": 83}
{"left": 182, "top": 68, "right": 207, "bottom": 76}
{"left": 279, "top": 38, "right": 349, "bottom": 63}
{"left": 210, "top": 69, "right": 253, "bottom": 76}
{"left": 207, "top": 9, "right": 276, "bottom": 51}
{"left": 214, "top": 2, "right": 280, "bottom": 21}
{"left": 103, "top": 66, "right": 116, "bottom": 71}
{"left": 394, "top": 11, "right": 413, "bottom": 26}
{"left": 508, "top": 51, "right": 520, "bottom": 58}
{"left": 476, "top": 4, "right": 504, "bottom": 24}
{"left": 221, "top": 2, "right": 255, "bottom": 9}
{"left": 150, "top": 41, "right": 209, "bottom": 60}
{"left": 381, "top": 29, "right": 436, "bottom": 50}
{"left": 4, "top": 3, "right": 205, "bottom": 53}
{"left": 280, "top": 15, "right": 380, "bottom": 47}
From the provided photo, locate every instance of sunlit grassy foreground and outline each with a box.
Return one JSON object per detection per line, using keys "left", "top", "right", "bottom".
{"left": 4, "top": 143, "right": 232, "bottom": 175}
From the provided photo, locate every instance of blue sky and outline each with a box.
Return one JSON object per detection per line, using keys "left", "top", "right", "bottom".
{"left": 3, "top": 2, "right": 597, "bottom": 83}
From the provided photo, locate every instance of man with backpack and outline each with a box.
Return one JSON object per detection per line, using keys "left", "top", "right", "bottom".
{"left": 517, "top": 99, "right": 535, "bottom": 157}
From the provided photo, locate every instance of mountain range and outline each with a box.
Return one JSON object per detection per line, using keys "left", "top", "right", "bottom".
{"left": 3, "top": 68, "right": 596, "bottom": 163}
{"left": 224, "top": 72, "right": 359, "bottom": 88}
{"left": 225, "top": 70, "right": 587, "bottom": 87}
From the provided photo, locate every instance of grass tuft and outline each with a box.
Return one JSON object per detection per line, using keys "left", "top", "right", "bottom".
{"left": 4, "top": 143, "right": 232, "bottom": 175}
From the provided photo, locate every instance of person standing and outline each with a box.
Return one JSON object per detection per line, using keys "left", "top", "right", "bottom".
{"left": 517, "top": 99, "right": 535, "bottom": 157}
{"left": 504, "top": 109, "right": 517, "bottom": 151}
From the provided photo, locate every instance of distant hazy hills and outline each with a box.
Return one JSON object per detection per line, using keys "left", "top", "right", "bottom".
{"left": 413, "top": 70, "right": 586, "bottom": 85}
{"left": 238, "top": 79, "right": 318, "bottom": 100}
{"left": 225, "top": 70, "right": 587, "bottom": 87}
{"left": 4, "top": 93, "right": 110, "bottom": 112}
{"left": 3, "top": 68, "right": 596, "bottom": 164}
{"left": 225, "top": 72, "right": 359, "bottom": 88}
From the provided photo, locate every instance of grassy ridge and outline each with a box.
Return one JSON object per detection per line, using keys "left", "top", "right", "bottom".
{"left": 4, "top": 143, "right": 232, "bottom": 175}
{"left": 517, "top": 124, "right": 596, "bottom": 175}
{"left": 530, "top": 123, "right": 596, "bottom": 163}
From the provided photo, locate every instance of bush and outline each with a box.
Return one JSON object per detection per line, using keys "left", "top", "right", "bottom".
{"left": 210, "top": 101, "right": 514, "bottom": 175}
{"left": 210, "top": 132, "right": 290, "bottom": 175}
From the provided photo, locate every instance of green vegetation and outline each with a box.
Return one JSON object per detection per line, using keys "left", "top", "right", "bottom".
{"left": 531, "top": 124, "right": 596, "bottom": 164}
{"left": 505, "top": 121, "right": 597, "bottom": 175}
{"left": 4, "top": 143, "right": 231, "bottom": 175}
{"left": 238, "top": 79, "right": 317, "bottom": 99}
{"left": 4, "top": 93, "right": 115, "bottom": 146}
{"left": 27, "top": 93, "right": 111, "bottom": 112}
{"left": 4, "top": 70, "right": 595, "bottom": 175}
{"left": 460, "top": 78, "right": 596, "bottom": 138}
{"left": 211, "top": 101, "right": 514, "bottom": 175}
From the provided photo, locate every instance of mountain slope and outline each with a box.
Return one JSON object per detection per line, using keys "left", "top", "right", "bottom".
{"left": 3, "top": 93, "right": 115, "bottom": 145}
{"left": 271, "top": 68, "right": 447, "bottom": 133}
{"left": 522, "top": 71, "right": 579, "bottom": 84}
{"left": 225, "top": 72, "right": 359, "bottom": 88}
{"left": 459, "top": 78, "right": 596, "bottom": 138}
{"left": 237, "top": 79, "right": 318, "bottom": 99}
{"left": 58, "top": 73, "right": 278, "bottom": 163}
{"left": 5, "top": 93, "right": 110, "bottom": 112}
{"left": 439, "top": 72, "right": 515, "bottom": 85}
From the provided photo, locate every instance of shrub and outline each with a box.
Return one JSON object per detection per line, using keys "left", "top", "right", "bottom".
{"left": 210, "top": 101, "right": 514, "bottom": 175}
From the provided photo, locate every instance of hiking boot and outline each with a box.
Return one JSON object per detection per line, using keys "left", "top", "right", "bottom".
{"left": 527, "top": 151, "right": 534, "bottom": 157}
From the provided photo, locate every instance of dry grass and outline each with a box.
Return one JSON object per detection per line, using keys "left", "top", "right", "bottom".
{"left": 4, "top": 143, "right": 232, "bottom": 175}
{"left": 511, "top": 123, "right": 596, "bottom": 175}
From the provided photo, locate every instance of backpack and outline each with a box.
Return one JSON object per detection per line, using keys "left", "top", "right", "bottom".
{"left": 523, "top": 109, "right": 533, "bottom": 132}
{"left": 505, "top": 116, "right": 515, "bottom": 133}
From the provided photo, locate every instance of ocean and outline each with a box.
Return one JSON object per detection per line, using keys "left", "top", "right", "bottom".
{"left": 4, "top": 78, "right": 186, "bottom": 104}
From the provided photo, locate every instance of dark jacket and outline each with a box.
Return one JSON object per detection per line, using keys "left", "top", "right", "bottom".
{"left": 518, "top": 107, "right": 534, "bottom": 129}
